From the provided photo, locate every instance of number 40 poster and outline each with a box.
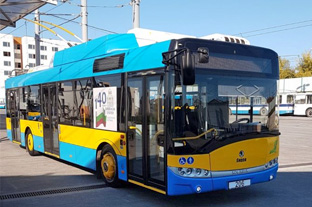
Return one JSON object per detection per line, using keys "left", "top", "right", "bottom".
{"left": 93, "top": 87, "right": 117, "bottom": 131}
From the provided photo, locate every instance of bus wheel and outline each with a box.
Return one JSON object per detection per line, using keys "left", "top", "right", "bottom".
{"left": 306, "top": 108, "right": 312, "bottom": 117}
{"left": 260, "top": 107, "right": 268, "bottom": 116}
{"left": 26, "top": 131, "right": 38, "bottom": 156}
{"left": 100, "top": 145, "right": 120, "bottom": 187}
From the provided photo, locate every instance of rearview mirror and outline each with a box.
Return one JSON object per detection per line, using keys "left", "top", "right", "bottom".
{"left": 181, "top": 49, "right": 195, "bottom": 85}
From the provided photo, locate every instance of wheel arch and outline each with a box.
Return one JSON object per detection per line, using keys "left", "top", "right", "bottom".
{"left": 95, "top": 141, "right": 120, "bottom": 176}
{"left": 306, "top": 107, "right": 312, "bottom": 117}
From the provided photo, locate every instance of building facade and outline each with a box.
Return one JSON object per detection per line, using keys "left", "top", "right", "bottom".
{"left": 0, "top": 33, "right": 76, "bottom": 107}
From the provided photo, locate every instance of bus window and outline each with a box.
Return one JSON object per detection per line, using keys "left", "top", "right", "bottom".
{"left": 295, "top": 95, "right": 306, "bottom": 104}
{"left": 93, "top": 74, "right": 124, "bottom": 131}
{"left": 58, "top": 81, "right": 74, "bottom": 125}
{"left": 27, "top": 85, "right": 41, "bottom": 120}
{"left": 287, "top": 95, "right": 294, "bottom": 104}
{"left": 307, "top": 95, "right": 312, "bottom": 104}
{"left": 73, "top": 79, "right": 92, "bottom": 127}
{"left": 19, "top": 87, "right": 27, "bottom": 120}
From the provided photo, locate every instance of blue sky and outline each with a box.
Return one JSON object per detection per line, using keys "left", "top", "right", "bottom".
{"left": 2, "top": 0, "right": 312, "bottom": 67}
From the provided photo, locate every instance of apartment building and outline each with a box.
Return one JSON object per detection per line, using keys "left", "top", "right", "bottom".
{"left": 0, "top": 33, "right": 76, "bottom": 106}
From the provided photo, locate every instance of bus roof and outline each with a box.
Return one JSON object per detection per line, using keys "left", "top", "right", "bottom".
{"left": 5, "top": 33, "right": 171, "bottom": 89}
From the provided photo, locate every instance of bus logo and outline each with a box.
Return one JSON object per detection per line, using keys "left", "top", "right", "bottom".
{"left": 237, "top": 150, "right": 247, "bottom": 162}
{"left": 239, "top": 150, "right": 244, "bottom": 158}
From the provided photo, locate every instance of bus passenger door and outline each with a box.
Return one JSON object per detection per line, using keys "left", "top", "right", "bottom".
{"left": 9, "top": 89, "right": 21, "bottom": 143}
{"left": 42, "top": 84, "right": 59, "bottom": 155}
{"left": 127, "top": 74, "right": 166, "bottom": 191}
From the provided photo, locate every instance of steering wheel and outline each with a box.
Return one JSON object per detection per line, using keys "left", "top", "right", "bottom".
{"left": 232, "top": 118, "right": 250, "bottom": 124}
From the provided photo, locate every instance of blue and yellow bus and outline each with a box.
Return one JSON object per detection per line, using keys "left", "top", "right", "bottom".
{"left": 5, "top": 33, "right": 279, "bottom": 195}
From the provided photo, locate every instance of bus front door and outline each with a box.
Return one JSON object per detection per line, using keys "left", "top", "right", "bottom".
{"left": 127, "top": 74, "right": 166, "bottom": 191}
{"left": 9, "top": 89, "right": 21, "bottom": 143}
{"left": 42, "top": 84, "right": 59, "bottom": 156}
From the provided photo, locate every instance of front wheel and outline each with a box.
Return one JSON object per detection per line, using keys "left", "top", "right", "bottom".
{"left": 100, "top": 145, "right": 120, "bottom": 187}
{"left": 306, "top": 108, "right": 312, "bottom": 117}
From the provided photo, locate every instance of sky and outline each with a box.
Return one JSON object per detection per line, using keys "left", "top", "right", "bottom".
{"left": 1, "top": 0, "right": 312, "bottom": 67}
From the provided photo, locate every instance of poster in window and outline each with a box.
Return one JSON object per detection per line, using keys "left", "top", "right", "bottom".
{"left": 93, "top": 87, "right": 117, "bottom": 131}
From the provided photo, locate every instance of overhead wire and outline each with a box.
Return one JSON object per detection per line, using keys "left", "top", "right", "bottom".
{"left": 48, "top": 14, "right": 117, "bottom": 34}
{"left": 233, "top": 20, "right": 312, "bottom": 38}
{"left": 232, "top": 19, "right": 312, "bottom": 36}
{"left": 39, "top": 14, "right": 81, "bottom": 34}
{"left": 65, "top": 0, "right": 131, "bottom": 8}
{"left": 245, "top": 24, "right": 312, "bottom": 37}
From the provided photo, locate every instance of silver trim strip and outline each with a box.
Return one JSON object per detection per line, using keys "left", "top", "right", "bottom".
{"left": 211, "top": 163, "right": 277, "bottom": 178}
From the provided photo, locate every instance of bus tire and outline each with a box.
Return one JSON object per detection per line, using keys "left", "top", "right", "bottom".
{"left": 260, "top": 107, "right": 268, "bottom": 116}
{"left": 306, "top": 108, "right": 312, "bottom": 117}
{"left": 26, "top": 130, "right": 38, "bottom": 156}
{"left": 100, "top": 145, "right": 120, "bottom": 187}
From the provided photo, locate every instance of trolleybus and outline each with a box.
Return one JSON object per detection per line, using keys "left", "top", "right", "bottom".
{"left": 5, "top": 33, "right": 280, "bottom": 195}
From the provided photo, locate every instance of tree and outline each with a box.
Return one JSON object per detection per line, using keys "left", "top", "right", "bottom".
{"left": 295, "top": 51, "right": 312, "bottom": 78}
{"left": 279, "top": 57, "right": 295, "bottom": 79}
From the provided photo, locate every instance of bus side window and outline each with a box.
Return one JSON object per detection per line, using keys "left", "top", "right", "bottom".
{"left": 93, "top": 74, "right": 124, "bottom": 131}
{"left": 287, "top": 95, "right": 294, "bottom": 104}
{"left": 58, "top": 81, "right": 74, "bottom": 125}
{"left": 307, "top": 95, "right": 312, "bottom": 104}
{"left": 73, "top": 79, "right": 92, "bottom": 127}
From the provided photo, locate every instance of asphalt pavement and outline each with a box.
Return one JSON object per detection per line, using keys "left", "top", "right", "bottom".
{"left": 0, "top": 109, "right": 312, "bottom": 207}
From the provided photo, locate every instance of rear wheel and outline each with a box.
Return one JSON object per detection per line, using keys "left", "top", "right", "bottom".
{"left": 260, "top": 107, "right": 268, "bottom": 116}
{"left": 100, "top": 145, "right": 120, "bottom": 187}
{"left": 306, "top": 108, "right": 312, "bottom": 117}
{"left": 26, "top": 130, "right": 38, "bottom": 156}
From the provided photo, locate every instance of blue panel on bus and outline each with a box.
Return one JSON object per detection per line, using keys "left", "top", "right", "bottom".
{"left": 5, "top": 34, "right": 171, "bottom": 89}
{"left": 53, "top": 34, "right": 139, "bottom": 67}
{"left": 123, "top": 40, "right": 170, "bottom": 73}
{"left": 59, "top": 141, "right": 96, "bottom": 170}
{"left": 7, "top": 129, "right": 12, "bottom": 141}
{"left": 212, "top": 165, "right": 278, "bottom": 191}
{"left": 59, "top": 141, "right": 76, "bottom": 163}
{"left": 75, "top": 145, "right": 96, "bottom": 170}
{"left": 33, "top": 135, "right": 44, "bottom": 153}
{"left": 20, "top": 132, "right": 25, "bottom": 147}
{"left": 167, "top": 165, "right": 278, "bottom": 195}
{"left": 279, "top": 110, "right": 293, "bottom": 114}
{"left": 167, "top": 168, "right": 213, "bottom": 196}
{"left": 117, "top": 155, "right": 127, "bottom": 181}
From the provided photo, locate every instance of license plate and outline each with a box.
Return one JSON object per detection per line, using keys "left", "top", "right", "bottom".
{"left": 228, "top": 179, "right": 251, "bottom": 189}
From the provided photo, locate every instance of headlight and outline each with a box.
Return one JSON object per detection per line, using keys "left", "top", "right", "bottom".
{"left": 265, "top": 157, "right": 278, "bottom": 169}
{"left": 169, "top": 167, "right": 211, "bottom": 178}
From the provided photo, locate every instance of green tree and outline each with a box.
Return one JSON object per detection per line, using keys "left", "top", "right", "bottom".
{"left": 279, "top": 57, "right": 295, "bottom": 79}
{"left": 295, "top": 51, "right": 312, "bottom": 77}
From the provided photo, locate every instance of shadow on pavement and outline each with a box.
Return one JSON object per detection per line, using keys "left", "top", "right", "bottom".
{"left": 1, "top": 172, "right": 311, "bottom": 207}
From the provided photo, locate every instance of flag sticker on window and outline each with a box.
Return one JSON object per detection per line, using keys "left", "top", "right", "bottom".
{"left": 93, "top": 87, "right": 117, "bottom": 131}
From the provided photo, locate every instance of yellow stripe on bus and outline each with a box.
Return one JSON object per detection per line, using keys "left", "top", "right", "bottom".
{"left": 44, "top": 151, "right": 60, "bottom": 158}
{"left": 128, "top": 179, "right": 166, "bottom": 195}
{"left": 20, "top": 120, "right": 43, "bottom": 137}
{"left": 12, "top": 140, "right": 21, "bottom": 144}
{"left": 59, "top": 124, "right": 126, "bottom": 156}
{"left": 6, "top": 118, "right": 11, "bottom": 130}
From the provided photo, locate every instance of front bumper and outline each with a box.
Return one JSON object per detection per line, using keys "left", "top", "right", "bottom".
{"left": 167, "top": 165, "right": 278, "bottom": 196}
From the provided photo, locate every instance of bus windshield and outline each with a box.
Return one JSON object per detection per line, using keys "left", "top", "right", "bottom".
{"left": 170, "top": 69, "right": 279, "bottom": 154}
